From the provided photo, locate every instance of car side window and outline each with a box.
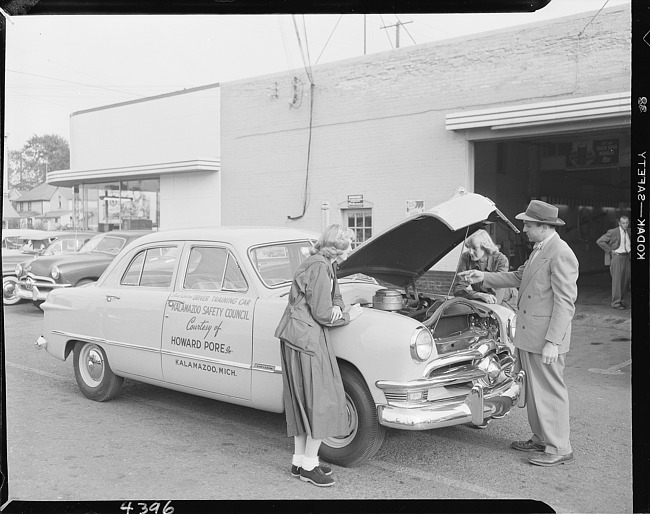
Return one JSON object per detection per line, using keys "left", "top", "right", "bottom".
{"left": 223, "top": 252, "right": 248, "bottom": 292}
{"left": 121, "top": 246, "right": 178, "bottom": 288}
{"left": 250, "top": 242, "right": 312, "bottom": 287}
{"left": 184, "top": 247, "right": 227, "bottom": 291}
{"left": 183, "top": 246, "right": 248, "bottom": 292}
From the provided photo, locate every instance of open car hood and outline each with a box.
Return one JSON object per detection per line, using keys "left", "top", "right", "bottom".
{"left": 337, "top": 190, "right": 519, "bottom": 288}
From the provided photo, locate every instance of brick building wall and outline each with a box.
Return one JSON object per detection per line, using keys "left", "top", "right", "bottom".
{"left": 219, "top": 6, "right": 629, "bottom": 292}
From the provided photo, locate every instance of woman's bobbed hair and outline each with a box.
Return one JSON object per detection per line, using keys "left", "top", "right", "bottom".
{"left": 310, "top": 224, "right": 356, "bottom": 259}
{"left": 464, "top": 229, "right": 498, "bottom": 255}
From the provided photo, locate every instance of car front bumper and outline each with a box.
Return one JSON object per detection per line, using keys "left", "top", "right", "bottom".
{"left": 377, "top": 370, "right": 526, "bottom": 430}
{"left": 16, "top": 279, "right": 68, "bottom": 301}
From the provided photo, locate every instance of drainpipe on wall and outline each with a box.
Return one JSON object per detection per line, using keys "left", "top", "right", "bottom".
{"left": 321, "top": 202, "right": 330, "bottom": 231}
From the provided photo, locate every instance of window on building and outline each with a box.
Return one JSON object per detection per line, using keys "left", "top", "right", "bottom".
{"left": 27, "top": 202, "right": 32, "bottom": 211}
{"left": 345, "top": 209, "right": 372, "bottom": 248}
{"left": 58, "top": 196, "right": 62, "bottom": 208}
{"left": 80, "top": 179, "right": 160, "bottom": 232}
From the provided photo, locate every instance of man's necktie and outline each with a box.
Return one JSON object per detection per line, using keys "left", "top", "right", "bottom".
{"left": 529, "top": 243, "right": 542, "bottom": 264}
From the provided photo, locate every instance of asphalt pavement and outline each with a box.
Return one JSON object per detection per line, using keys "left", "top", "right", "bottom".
{"left": 572, "top": 271, "right": 632, "bottom": 328}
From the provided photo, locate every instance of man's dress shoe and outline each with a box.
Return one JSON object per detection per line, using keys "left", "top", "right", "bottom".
{"left": 510, "top": 440, "right": 545, "bottom": 452}
{"left": 528, "top": 452, "right": 574, "bottom": 467}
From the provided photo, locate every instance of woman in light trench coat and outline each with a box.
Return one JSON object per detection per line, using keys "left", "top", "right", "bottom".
{"left": 274, "top": 224, "right": 363, "bottom": 487}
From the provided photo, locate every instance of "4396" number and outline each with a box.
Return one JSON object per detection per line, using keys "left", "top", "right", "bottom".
{"left": 120, "top": 500, "right": 174, "bottom": 514}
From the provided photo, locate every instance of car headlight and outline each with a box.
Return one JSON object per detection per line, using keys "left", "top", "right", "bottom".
{"left": 507, "top": 315, "right": 516, "bottom": 340}
{"left": 50, "top": 266, "right": 60, "bottom": 280}
{"left": 410, "top": 326, "right": 433, "bottom": 362}
{"left": 15, "top": 263, "right": 22, "bottom": 276}
{"left": 477, "top": 355, "right": 503, "bottom": 386}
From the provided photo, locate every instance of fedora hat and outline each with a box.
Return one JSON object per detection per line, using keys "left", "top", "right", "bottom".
{"left": 515, "top": 200, "right": 565, "bottom": 226}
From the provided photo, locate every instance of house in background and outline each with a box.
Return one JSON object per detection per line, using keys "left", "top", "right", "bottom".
{"left": 2, "top": 199, "right": 21, "bottom": 229}
{"left": 12, "top": 183, "right": 74, "bottom": 230}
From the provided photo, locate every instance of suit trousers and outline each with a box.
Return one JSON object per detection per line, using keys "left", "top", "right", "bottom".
{"left": 517, "top": 348, "right": 572, "bottom": 456}
{"left": 610, "top": 253, "right": 631, "bottom": 306}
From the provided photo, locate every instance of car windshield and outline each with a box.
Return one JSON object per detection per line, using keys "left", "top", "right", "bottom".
{"left": 18, "top": 238, "right": 54, "bottom": 255}
{"left": 249, "top": 241, "right": 313, "bottom": 287}
{"left": 42, "top": 237, "right": 87, "bottom": 256}
{"left": 79, "top": 234, "right": 127, "bottom": 256}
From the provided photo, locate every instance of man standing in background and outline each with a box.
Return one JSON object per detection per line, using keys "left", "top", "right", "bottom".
{"left": 596, "top": 215, "right": 631, "bottom": 310}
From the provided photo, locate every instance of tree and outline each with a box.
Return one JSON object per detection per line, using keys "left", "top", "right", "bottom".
{"left": 7, "top": 134, "right": 70, "bottom": 190}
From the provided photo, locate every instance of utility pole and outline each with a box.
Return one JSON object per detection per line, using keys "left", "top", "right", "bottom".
{"left": 363, "top": 14, "right": 366, "bottom": 55}
{"left": 380, "top": 19, "right": 412, "bottom": 49}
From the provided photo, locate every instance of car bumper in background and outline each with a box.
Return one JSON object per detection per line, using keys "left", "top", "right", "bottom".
{"left": 16, "top": 279, "right": 68, "bottom": 301}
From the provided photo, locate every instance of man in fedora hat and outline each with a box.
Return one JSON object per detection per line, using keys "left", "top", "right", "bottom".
{"left": 459, "top": 199, "right": 578, "bottom": 467}
{"left": 596, "top": 215, "right": 631, "bottom": 309}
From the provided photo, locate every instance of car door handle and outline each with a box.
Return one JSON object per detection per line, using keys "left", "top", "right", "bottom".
{"left": 105, "top": 295, "right": 120, "bottom": 302}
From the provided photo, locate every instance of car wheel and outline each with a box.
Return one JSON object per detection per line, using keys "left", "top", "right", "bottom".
{"left": 3, "top": 276, "right": 24, "bottom": 305}
{"left": 320, "top": 364, "right": 386, "bottom": 467}
{"left": 73, "top": 341, "right": 124, "bottom": 402}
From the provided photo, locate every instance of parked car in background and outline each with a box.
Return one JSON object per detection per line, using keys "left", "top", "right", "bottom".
{"left": 2, "top": 229, "right": 48, "bottom": 250}
{"left": 16, "top": 230, "right": 150, "bottom": 307}
{"left": 36, "top": 191, "right": 525, "bottom": 467}
{"left": 3, "top": 230, "right": 97, "bottom": 305}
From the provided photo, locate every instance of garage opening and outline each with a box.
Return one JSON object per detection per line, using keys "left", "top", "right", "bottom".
{"left": 473, "top": 130, "right": 630, "bottom": 274}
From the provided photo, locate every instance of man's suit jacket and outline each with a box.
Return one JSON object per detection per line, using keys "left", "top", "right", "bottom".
{"left": 482, "top": 233, "right": 579, "bottom": 355}
{"left": 596, "top": 227, "right": 631, "bottom": 265}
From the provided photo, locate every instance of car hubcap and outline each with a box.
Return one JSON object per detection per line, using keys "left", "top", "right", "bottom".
{"left": 80, "top": 345, "right": 105, "bottom": 386}
{"left": 3, "top": 280, "right": 16, "bottom": 300}
{"left": 323, "top": 392, "right": 359, "bottom": 449}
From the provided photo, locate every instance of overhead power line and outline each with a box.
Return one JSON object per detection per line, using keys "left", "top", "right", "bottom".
{"left": 7, "top": 69, "right": 144, "bottom": 98}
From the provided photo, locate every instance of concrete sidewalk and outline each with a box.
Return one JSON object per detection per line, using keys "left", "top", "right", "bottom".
{"left": 573, "top": 271, "right": 631, "bottom": 330}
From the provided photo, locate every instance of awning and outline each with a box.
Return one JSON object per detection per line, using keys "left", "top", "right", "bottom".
{"left": 35, "top": 209, "right": 72, "bottom": 219}
{"left": 47, "top": 158, "right": 221, "bottom": 187}
{"left": 446, "top": 92, "right": 630, "bottom": 139}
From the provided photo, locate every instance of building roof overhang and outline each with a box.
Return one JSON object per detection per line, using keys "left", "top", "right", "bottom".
{"left": 35, "top": 210, "right": 72, "bottom": 218}
{"left": 446, "top": 92, "right": 630, "bottom": 140}
{"left": 46, "top": 158, "right": 221, "bottom": 187}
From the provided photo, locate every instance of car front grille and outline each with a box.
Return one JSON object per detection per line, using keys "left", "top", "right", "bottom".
{"left": 22, "top": 273, "right": 56, "bottom": 289}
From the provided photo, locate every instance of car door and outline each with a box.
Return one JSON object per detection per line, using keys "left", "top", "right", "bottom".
{"left": 161, "top": 244, "right": 255, "bottom": 400}
{"left": 100, "top": 244, "right": 180, "bottom": 381}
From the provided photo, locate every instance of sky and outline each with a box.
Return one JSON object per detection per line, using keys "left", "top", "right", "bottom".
{"left": 2, "top": 0, "right": 631, "bottom": 153}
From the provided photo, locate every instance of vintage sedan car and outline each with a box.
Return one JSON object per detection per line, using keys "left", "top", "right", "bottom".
{"left": 2, "top": 230, "right": 97, "bottom": 305}
{"left": 36, "top": 191, "right": 525, "bottom": 467}
{"left": 2, "top": 229, "right": 47, "bottom": 250}
{"left": 16, "top": 230, "right": 150, "bottom": 307}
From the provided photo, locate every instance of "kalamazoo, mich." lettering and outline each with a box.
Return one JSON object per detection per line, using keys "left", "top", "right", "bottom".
{"left": 174, "top": 358, "right": 237, "bottom": 376}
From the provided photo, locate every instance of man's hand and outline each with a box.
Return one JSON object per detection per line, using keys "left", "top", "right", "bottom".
{"left": 458, "top": 270, "right": 485, "bottom": 285}
{"left": 330, "top": 305, "right": 343, "bottom": 323}
{"left": 542, "top": 341, "right": 559, "bottom": 364}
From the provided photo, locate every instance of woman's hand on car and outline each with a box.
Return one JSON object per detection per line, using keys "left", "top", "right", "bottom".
{"left": 475, "top": 292, "right": 497, "bottom": 304}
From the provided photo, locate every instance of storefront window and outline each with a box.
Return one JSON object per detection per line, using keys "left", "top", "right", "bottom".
{"left": 78, "top": 179, "right": 160, "bottom": 232}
